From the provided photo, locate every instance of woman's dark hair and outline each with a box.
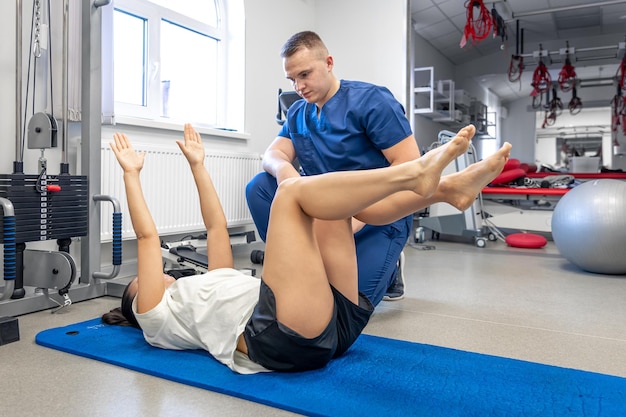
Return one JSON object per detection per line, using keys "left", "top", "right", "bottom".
{"left": 101, "top": 280, "right": 140, "bottom": 329}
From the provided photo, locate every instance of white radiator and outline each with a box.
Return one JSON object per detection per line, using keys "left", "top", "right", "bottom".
{"left": 100, "top": 143, "right": 262, "bottom": 241}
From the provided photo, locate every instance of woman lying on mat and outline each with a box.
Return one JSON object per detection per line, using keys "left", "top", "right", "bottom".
{"left": 102, "top": 124, "right": 511, "bottom": 374}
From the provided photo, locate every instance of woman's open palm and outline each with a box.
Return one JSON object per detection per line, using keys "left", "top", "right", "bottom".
{"left": 110, "top": 133, "right": 145, "bottom": 173}
{"left": 177, "top": 123, "right": 205, "bottom": 167}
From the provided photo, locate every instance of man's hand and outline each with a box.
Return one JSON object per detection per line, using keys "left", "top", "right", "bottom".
{"left": 262, "top": 136, "right": 300, "bottom": 184}
{"left": 275, "top": 164, "right": 301, "bottom": 185}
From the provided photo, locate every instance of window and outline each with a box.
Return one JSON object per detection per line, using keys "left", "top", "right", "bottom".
{"left": 110, "top": 0, "right": 244, "bottom": 132}
{"left": 113, "top": 9, "right": 146, "bottom": 107}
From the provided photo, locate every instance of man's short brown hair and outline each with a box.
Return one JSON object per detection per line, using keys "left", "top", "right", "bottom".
{"left": 281, "top": 31, "right": 328, "bottom": 59}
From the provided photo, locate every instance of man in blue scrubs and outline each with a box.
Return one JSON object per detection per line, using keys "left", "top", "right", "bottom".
{"left": 246, "top": 31, "right": 477, "bottom": 306}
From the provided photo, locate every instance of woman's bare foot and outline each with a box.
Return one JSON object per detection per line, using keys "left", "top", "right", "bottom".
{"left": 440, "top": 142, "right": 513, "bottom": 211}
{"left": 411, "top": 125, "right": 475, "bottom": 197}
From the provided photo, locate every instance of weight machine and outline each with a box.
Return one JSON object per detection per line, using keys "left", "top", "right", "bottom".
{"left": 1, "top": 0, "right": 122, "bottom": 342}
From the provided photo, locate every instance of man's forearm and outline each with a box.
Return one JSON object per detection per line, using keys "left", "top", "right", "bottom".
{"left": 262, "top": 151, "right": 300, "bottom": 184}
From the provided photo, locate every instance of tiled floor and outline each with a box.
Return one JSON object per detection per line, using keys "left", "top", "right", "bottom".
{"left": 3, "top": 237, "right": 626, "bottom": 416}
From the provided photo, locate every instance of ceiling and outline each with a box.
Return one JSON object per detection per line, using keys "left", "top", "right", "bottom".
{"left": 410, "top": 0, "right": 626, "bottom": 103}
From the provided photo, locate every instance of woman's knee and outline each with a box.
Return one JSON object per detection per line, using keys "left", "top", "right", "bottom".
{"left": 275, "top": 177, "right": 299, "bottom": 197}
{"left": 272, "top": 178, "right": 305, "bottom": 215}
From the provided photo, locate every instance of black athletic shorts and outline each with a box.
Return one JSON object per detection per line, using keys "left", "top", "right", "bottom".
{"left": 243, "top": 279, "right": 374, "bottom": 372}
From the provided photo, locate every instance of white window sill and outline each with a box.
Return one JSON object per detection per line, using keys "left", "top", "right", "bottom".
{"left": 113, "top": 115, "right": 251, "bottom": 141}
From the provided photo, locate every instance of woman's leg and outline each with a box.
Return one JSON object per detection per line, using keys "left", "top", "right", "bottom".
{"left": 261, "top": 134, "right": 484, "bottom": 338}
{"left": 312, "top": 219, "right": 358, "bottom": 300}
{"left": 281, "top": 132, "right": 471, "bottom": 220}
{"left": 354, "top": 142, "right": 515, "bottom": 225}
{"left": 261, "top": 188, "right": 342, "bottom": 339}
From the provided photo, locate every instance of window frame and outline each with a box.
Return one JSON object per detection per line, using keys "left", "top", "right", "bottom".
{"left": 108, "top": 0, "right": 245, "bottom": 134}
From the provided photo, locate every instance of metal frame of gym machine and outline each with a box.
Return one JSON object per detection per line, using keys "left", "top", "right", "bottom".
{"left": 0, "top": 0, "right": 126, "bottom": 320}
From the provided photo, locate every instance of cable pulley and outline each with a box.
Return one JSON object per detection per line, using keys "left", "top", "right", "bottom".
{"left": 27, "top": 112, "right": 58, "bottom": 149}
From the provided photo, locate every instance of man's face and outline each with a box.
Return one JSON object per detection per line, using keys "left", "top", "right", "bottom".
{"left": 283, "top": 47, "right": 333, "bottom": 105}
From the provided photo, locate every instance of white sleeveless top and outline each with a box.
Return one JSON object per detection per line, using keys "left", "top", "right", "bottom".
{"left": 133, "top": 268, "right": 270, "bottom": 374}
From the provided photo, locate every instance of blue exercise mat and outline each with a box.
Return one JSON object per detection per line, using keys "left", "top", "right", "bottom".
{"left": 36, "top": 318, "right": 626, "bottom": 416}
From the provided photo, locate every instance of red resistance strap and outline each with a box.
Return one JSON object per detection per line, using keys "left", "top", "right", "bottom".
{"left": 460, "top": 0, "right": 493, "bottom": 48}
{"left": 616, "top": 55, "right": 626, "bottom": 90}
{"left": 491, "top": 6, "right": 507, "bottom": 42}
{"left": 620, "top": 96, "right": 626, "bottom": 136}
{"left": 614, "top": 57, "right": 626, "bottom": 134}
{"left": 531, "top": 61, "right": 552, "bottom": 96}
{"left": 542, "top": 110, "right": 557, "bottom": 129}
{"left": 568, "top": 87, "right": 582, "bottom": 115}
{"left": 611, "top": 91, "right": 626, "bottom": 135}
{"left": 558, "top": 60, "right": 577, "bottom": 92}
{"left": 548, "top": 87, "right": 563, "bottom": 115}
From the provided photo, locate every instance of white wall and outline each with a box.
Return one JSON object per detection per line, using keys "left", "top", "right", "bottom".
{"left": 1, "top": 1, "right": 23, "bottom": 172}
{"left": 245, "top": 0, "right": 409, "bottom": 155}
{"left": 315, "top": 0, "right": 408, "bottom": 105}
{"left": 1, "top": 1, "right": 70, "bottom": 175}
{"left": 437, "top": 48, "right": 618, "bottom": 166}
{"left": 107, "top": 0, "right": 318, "bottom": 156}
{"left": 409, "top": 29, "right": 504, "bottom": 157}
{"left": 500, "top": 94, "right": 618, "bottom": 166}
{"left": 2, "top": 0, "right": 409, "bottom": 169}
{"left": 500, "top": 97, "right": 536, "bottom": 163}
{"left": 534, "top": 106, "right": 626, "bottom": 170}
{"left": 243, "top": 0, "right": 316, "bottom": 155}
{"left": 410, "top": 31, "right": 456, "bottom": 153}
{"left": 0, "top": 0, "right": 314, "bottom": 176}
{"left": 0, "top": 60, "right": 11, "bottom": 169}
{"left": 614, "top": 122, "right": 626, "bottom": 170}
{"left": 614, "top": 151, "right": 626, "bottom": 171}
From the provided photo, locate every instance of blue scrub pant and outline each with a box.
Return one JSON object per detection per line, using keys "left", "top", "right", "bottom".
{"left": 245, "top": 172, "right": 411, "bottom": 306}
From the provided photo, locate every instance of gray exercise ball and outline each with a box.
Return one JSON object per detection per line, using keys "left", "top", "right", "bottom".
{"left": 551, "top": 179, "right": 626, "bottom": 274}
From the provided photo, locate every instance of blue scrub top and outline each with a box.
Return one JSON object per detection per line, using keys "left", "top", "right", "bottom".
{"left": 278, "top": 80, "right": 413, "bottom": 176}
